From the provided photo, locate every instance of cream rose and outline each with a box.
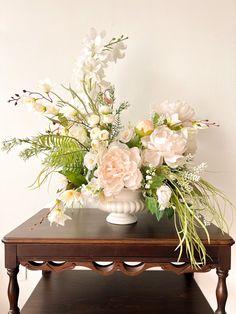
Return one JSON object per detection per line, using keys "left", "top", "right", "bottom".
{"left": 97, "top": 144, "right": 142, "bottom": 196}
{"left": 118, "top": 128, "right": 134, "bottom": 143}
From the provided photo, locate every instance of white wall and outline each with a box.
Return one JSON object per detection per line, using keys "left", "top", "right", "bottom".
{"left": 0, "top": 0, "right": 236, "bottom": 312}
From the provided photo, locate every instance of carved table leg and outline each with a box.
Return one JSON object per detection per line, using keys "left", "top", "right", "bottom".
{"left": 42, "top": 270, "right": 51, "bottom": 277}
{"left": 7, "top": 267, "right": 20, "bottom": 314}
{"left": 215, "top": 268, "right": 228, "bottom": 314}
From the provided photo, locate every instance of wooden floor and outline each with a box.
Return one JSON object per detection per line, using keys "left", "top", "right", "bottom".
{"left": 21, "top": 270, "right": 214, "bottom": 314}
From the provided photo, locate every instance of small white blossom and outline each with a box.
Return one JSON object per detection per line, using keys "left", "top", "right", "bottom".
{"left": 59, "top": 189, "right": 81, "bottom": 207}
{"left": 157, "top": 185, "right": 172, "bottom": 210}
{"left": 48, "top": 199, "right": 71, "bottom": 226}
{"left": 33, "top": 101, "right": 46, "bottom": 113}
{"left": 60, "top": 105, "right": 77, "bottom": 119}
{"left": 102, "top": 114, "right": 114, "bottom": 124}
{"left": 90, "top": 127, "right": 101, "bottom": 140}
{"left": 87, "top": 114, "right": 100, "bottom": 127}
{"left": 39, "top": 78, "right": 52, "bottom": 93}
{"left": 107, "top": 41, "right": 127, "bottom": 63}
{"left": 45, "top": 104, "right": 59, "bottom": 115}
{"left": 84, "top": 151, "right": 98, "bottom": 170}
{"left": 99, "top": 105, "right": 112, "bottom": 114}
{"left": 99, "top": 129, "right": 109, "bottom": 141}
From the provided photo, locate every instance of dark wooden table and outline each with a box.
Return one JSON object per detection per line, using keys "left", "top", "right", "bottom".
{"left": 2, "top": 208, "right": 235, "bottom": 314}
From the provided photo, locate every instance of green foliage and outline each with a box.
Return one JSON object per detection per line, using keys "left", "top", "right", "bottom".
{"left": 145, "top": 196, "right": 158, "bottom": 214}
{"left": 111, "top": 101, "right": 130, "bottom": 138}
{"left": 2, "top": 134, "right": 86, "bottom": 189}
{"left": 126, "top": 135, "right": 141, "bottom": 148}
{"left": 152, "top": 112, "right": 160, "bottom": 127}
{"left": 150, "top": 175, "right": 165, "bottom": 190}
{"left": 165, "top": 207, "right": 174, "bottom": 219}
{"left": 60, "top": 170, "right": 86, "bottom": 187}
{"left": 145, "top": 196, "right": 165, "bottom": 221}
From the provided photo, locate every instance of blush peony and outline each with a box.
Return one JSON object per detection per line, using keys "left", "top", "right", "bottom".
{"left": 96, "top": 143, "right": 142, "bottom": 197}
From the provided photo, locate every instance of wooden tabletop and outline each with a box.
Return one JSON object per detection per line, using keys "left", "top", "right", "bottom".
{"left": 2, "top": 208, "right": 234, "bottom": 246}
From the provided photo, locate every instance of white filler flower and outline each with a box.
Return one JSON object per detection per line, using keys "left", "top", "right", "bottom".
{"left": 157, "top": 185, "right": 172, "bottom": 210}
{"left": 84, "top": 151, "right": 98, "bottom": 170}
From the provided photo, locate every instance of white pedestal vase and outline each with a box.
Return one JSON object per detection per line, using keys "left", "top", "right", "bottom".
{"left": 99, "top": 189, "right": 145, "bottom": 225}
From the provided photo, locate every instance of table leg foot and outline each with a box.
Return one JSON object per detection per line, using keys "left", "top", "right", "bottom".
{"left": 42, "top": 270, "right": 51, "bottom": 277}
{"left": 215, "top": 268, "right": 228, "bottom": 314}
{"left": 7, "top": 267, "right": 20, "bottom": 314}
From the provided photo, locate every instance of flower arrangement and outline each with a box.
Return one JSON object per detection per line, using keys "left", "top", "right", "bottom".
{"left": 2, "top": 28, "right": 234, "bottom": 268}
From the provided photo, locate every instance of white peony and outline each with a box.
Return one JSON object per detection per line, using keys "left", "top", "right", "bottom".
{"left": 155, "top": 101, "right": 195, "bottom": 123}
{"left": 84, "top": 151, "right": 98, "bottom": 170}
{"left": 69, "top": 125, "right": 87, "bottom": 144}
{"left": 141, "top": 126, "right": 187, "bottom": 168}
{"left": 157, "top": 185, "right": 172, "bottom": 210}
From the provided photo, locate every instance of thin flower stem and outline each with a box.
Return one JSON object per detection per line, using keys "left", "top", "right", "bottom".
{"left": 50, "top": 91, "right": 88, "bottom": 122}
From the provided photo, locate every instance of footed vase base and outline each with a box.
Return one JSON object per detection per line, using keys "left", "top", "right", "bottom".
{"left": 106, "top": 213, "right": 137, "bottom": 225}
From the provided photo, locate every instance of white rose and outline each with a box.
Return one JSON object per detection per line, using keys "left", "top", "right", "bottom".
{"left": 39, "top": 78, "right": 52, "bottom": 93}
{"left": 102, "top": 114, "right": 114, "bottom": 124}
{"left": 88, "top": 114, "right": 100, "bottom": 127}
{"left": 84, "top": 152, "right": 98, "bottom": 170}
{"left": 99, "top": 129, "right": 109, "bottom": 141}
{"left": 69, "top": 125, "right": 87, "bottom": 144}
{"left": 90, "top": 127, "right": 101, "bottom": 140}
{"left": 157, "top": 185, "right": 172, "bottom": 210}
{"left": 99, "top": 105, "right": 112, "bottom": 114}
{"left": 118, "top": 128, "right": 134, "bottom": 143}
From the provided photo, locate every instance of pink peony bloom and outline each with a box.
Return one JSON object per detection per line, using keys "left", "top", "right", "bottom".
{"left": 141, "top": 126, "right": 187, "bottom": 168}
{"left": 97, "top": 143, "right": 142, "bottom": 197}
